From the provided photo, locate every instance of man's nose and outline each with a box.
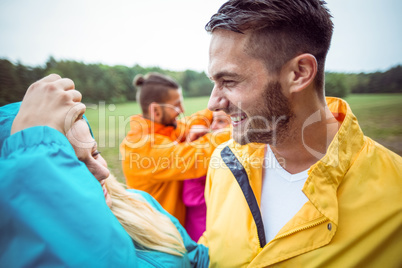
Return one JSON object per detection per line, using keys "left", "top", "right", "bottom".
{"left": 179, "top": 103, "right": 185, "bottom": 114}
{"left": 175, "top": 104, "right": 184, "bottom": 115}
{"left": 208, "top": 86, "right": 228, "bottom": 111}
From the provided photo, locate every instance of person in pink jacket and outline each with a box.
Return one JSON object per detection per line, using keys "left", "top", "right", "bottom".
{"left": 183, "top": 111, "right": 231, "bottom": 241}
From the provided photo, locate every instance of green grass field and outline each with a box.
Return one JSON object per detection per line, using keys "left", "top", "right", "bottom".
{"left": 84, "top": 94, "right": 402, "bottom": 181}
{"left": 344, "top": 94, "right": 402, "bottom": 155}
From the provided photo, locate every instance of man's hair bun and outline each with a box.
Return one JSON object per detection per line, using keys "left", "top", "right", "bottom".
{"left": 133, "top": 74, "right": 145, "bottom": 87}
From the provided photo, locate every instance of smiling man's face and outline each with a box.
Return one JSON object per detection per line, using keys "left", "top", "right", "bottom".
{"left": 208, "top": 29, "right": 293, "bottom": 145}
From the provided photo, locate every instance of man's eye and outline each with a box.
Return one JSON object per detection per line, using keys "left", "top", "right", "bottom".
{"left": 223, "top": 80, "right": 236, "bottom": 87}
{"left": 92, "top": 150, "right": 101, "bottom": 158}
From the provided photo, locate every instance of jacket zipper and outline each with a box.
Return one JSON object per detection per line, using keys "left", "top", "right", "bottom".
{"left": 271, "top": 217, "right": 329, "bottom": 242}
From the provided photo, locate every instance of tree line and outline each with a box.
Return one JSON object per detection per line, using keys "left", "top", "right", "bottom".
{"left": 1, "top": 57, "right": 401, "bottom": 106}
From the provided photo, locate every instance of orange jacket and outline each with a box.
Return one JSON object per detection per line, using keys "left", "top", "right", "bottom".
{"left": 120, "top": 109, "right": 231, "bottom": 225}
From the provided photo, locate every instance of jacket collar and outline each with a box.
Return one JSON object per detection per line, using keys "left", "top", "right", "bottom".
{"left": 129, "top": 115, "right": 176, "bottom": 137}
{"left": 227, "top": 97, "right": 365, "bottom": 226}
{"left": 303, "top": 97, "right": 365, "bottom": 225}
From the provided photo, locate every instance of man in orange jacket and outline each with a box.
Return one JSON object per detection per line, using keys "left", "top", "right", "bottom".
{"left": 120, "top": 72, "right": 230, "bottom": 226}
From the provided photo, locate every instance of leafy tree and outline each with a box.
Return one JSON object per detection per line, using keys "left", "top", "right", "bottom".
{"left": 325, "top": 72, "right": 349, "bottom": 98}
{"left": 1, "top": 58, "right": 400, "bottom": 107}
{"left": 0, "top": 59, "right": 23, "bottom": 105}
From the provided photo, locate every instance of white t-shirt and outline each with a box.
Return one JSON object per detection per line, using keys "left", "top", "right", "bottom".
{"left": 261, "top": 145, "right": 309, "bottom": 242}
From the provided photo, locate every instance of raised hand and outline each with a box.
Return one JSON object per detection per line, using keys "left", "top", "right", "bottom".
{"left": 11, "top": 74, "right": 86, "bottom": 135}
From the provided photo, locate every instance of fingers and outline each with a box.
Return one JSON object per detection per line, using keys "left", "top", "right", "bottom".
{"left": 56, "top": 77, "right": 75, "bottom": 91}
{"left": 63, "top": 102, "right": 87, "bottom": 134}
{"left": 73, "top": 103, "right": 86, "bottom": 122}
{"left": 39, "top": 73, "right": 62, "bottom": 83}
{"left": 67, "top": 89, "right": 82, "bottom": 102}
{"left": 12, "top": 74, "right": 85, "bottom": 136}
{"left": 36, "top": 75, "right": 75, "bottom": 91}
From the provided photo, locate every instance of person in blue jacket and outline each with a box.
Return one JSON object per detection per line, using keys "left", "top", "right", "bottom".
{"left": 67, "top": 118, "right": 209, "bottom": 266}
{"left": 0, "top": 74, "right": 209, "bottom": 267}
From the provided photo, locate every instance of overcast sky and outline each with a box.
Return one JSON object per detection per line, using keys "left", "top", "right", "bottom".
{"left": 0, "top": 0, "right": 401, "bottom": 73}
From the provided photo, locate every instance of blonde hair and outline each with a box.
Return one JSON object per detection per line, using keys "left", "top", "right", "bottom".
{"left": 105, "top": 175, "right": 186, "bottom": 256}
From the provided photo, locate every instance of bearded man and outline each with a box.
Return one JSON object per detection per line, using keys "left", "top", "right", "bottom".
{"left": 199, "top": 0, "right": 402, "bottom": 267}
{"left": 120, "top": 72, "right": 230, "bottom": 226}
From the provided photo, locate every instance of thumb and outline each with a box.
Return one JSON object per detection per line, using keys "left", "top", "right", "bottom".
{"left": 63, "top": 103, "right": 86, "bottom": 134}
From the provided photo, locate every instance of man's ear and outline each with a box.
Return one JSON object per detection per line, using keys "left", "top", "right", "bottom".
{"left": 281, "top": 53, "right": 317, "bottom": 95}
{"left": 148, "top": 102, "right": 163, "bottom": 123}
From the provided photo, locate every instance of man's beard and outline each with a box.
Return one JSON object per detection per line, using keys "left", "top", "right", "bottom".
{"left": 235, "top": 81, "right": 293, "bottom": 145}
{"left": 161, "top": 107, "right": 177, "bottom": 129}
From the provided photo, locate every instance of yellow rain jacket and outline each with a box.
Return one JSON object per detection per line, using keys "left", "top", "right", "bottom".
{"left": 200, "top": 98, "right": 402, "bottom": 267}
{"left": 120, "top": 109, "right": 230, "bottom": 225}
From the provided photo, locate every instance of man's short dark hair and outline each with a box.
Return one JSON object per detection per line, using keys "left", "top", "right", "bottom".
{"left": 205, "top": 0, "right": 333, "bottom": 95}
{"left": 134, "top": 72, "right": 179, "bottom": 115}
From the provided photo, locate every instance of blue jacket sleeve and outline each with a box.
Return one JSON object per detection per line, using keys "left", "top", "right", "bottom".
{"left": 0, "top": 102, "right": 21, "bottom": 153}
{"left": 0, "top": 102, "right": 94, "bottom": 152}
{"left": 128, "top": 189, "right": 210, "bottom": 268}
{"left": 0, "top": 126, "right": 138, "bottom": 267}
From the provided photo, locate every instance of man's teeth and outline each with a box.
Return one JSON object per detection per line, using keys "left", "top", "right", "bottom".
{"left": 231, "top": 115, "right": 246, "bottom": 122}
